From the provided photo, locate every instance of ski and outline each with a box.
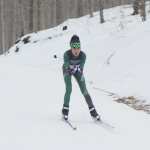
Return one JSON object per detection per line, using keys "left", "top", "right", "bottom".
{"left": 61, "top": 117, "right": 114, "bottom": 131}
{"left": 94, "top": 119, "right": 115, "bottom": 131}
{"left": 63, "top": 119, "right": 77, "bottom": 130}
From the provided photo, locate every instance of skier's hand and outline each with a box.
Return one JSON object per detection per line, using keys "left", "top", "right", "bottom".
{"left": 77, "top": 66, "right": 83, "bottom": 75}
{"left": 63, "top": 66, "right": 76, "bottom": 75}
{"left": 68, "top": 65, "right": 83, "bottom": 75}
{"left": 69, "top": 65, "right": 78, "bottom": 75}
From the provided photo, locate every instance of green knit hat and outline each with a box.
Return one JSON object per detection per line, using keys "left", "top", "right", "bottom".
{"left": 70, "top": 35, "right": 80, "bottom": 48}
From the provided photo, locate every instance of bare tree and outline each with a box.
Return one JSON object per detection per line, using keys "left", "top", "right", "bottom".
{"left": 77, "top": 0, "right": 84, "bottom": 17}
{"left": 29, "top": 0, "right": 34, "bottom": 32}
{"left": 56, "top": 0, "right": 63, "bottom": 24}
{"left": 132, "top": 0, "right": 140, "bottom": 15}
{"left": 88, "top": 0, "right": 93, "bottom": 17}
{"left": 132, "top": 0, "right": 146, "bottom": 21}
{"left": 139, "top": 0, "right": 146, "bottom": 21}
{"left": 50, "top": 0, "right": 57, "bottom": 27}
{"left": 0, "top": 0, "right": 5, "bottom": 53}
{"left": 37, "top": 0, "right": 42, "bottom": 30}
{"left": 99, "top": 0, "right": 105, "bottom": 23}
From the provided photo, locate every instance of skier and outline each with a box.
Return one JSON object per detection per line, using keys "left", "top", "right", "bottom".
{"left": 62, "top": 35, "right": 100, "bottom": 121}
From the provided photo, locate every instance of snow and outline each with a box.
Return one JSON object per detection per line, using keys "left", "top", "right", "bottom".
{"left": 0, "top": 4, "right": 150, "bottom": 150}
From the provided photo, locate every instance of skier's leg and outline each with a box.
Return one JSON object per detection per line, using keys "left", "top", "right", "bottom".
{"left": 74, "top": 73, "right": 100, "bottom": 120}
{"left": 63, "top": 74, "right": 72, "bottom": 107}
{"left": 74, "top": 73, "right": 94, "bottom": 108}
{"left": 62, "top": 73, "right": 72, "bottom": 120}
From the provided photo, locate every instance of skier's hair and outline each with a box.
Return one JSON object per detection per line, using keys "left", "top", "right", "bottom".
{"left": 70, "top": 35, "right": 80, "bottom": 45}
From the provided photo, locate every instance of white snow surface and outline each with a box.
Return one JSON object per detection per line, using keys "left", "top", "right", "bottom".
{"left": 0, "top": 5, "right": 150, "bottom": 150}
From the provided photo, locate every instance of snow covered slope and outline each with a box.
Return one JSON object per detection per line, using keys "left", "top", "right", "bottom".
{"left": 0, "top": 4, "right": 150, "bottom": 150}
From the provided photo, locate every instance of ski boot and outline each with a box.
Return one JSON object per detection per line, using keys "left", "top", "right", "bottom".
{"left": 89, "top": 107, "right": 101, "bottom": 121}
{"left": 62, "top": 106, "right": 69, "bottom": 120}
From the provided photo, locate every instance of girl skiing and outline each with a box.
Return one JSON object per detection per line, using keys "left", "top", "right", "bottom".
{"left": 62, "top": 35, "right": 100, "bottom": 121}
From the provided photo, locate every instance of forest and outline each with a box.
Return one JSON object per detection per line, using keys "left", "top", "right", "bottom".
{"left": 0, "top": 0, "right": 135, "bottom": 53}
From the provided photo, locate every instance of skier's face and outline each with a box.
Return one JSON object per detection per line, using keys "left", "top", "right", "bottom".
{"left": 71, "top": 48, "right": 80, "bottom": 57}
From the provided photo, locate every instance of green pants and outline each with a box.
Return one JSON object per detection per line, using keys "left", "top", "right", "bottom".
{"left": 63, "top": 71, "right": 94, "bottom": 108}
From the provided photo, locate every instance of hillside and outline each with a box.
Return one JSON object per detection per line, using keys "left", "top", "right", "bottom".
{"left": 0, "top": 5, "right": 150, "bottom": 150}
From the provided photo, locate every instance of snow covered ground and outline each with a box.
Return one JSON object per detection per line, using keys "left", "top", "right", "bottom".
{"left": 0, "top": 4, "right": 150, "bottom": 150}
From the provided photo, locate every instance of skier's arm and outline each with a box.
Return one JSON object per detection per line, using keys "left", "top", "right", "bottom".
{"left": 80, "top": 52, "right": 86, "bottom": 70}
{"left": 63, "top": 52, "right": 70, "bottom": 69}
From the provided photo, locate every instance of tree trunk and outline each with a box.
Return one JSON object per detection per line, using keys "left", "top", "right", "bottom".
{"left": 29, "top": 0, "right": 34, "bottom": 32}
{"left": 88, "top": 0, "right": 93, "bottom": 17}
{"left": 139, "top": 0, "right": 146, "bottom": 21}
{"left": 99, "top": 0, "right": 105, "bottom": 23}
{"left": 132, "top": 0, "right": 140, "bottom": 15}
{"left": 0, "top": 0, "right": 5, "bottom": 53}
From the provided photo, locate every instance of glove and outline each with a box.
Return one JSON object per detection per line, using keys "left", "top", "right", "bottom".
{"left": 69, "top": 65, "right": 78, "bottom": 75}
{"left": 69, "top": 65, "right": 83, "bottom": 75}
{"left": 63, "top": 66, "right": 76, "bottom": 75}
{"left": 77, "top": 65, "right": 83, "bottom": 75}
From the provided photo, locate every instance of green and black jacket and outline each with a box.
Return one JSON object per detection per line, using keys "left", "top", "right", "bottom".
{"left": 63, "top": 49, "right": 86, "bottom": 73}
